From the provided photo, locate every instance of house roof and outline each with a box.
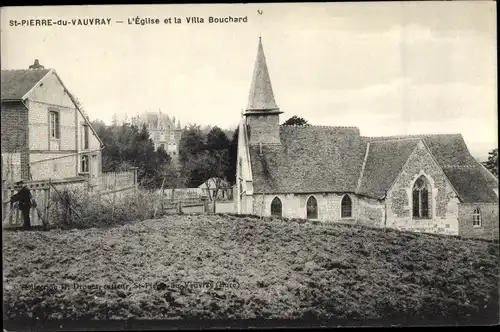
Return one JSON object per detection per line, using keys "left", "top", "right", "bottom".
{"left": 135, "top": 112, "right": 178, "bottom": 129}
{"left": 1, "top": 69, "right": 51, "bottom": 100}
{"left": 245, "top": 37, "right": 280, "bottom": 113}
{"left": 199, "top": 177, "right": 230, "bottom": 188}
{"left": 249, "top": 125, "right": 366, "bottom": 194}
{"left": 1, "top": 68, "right": 104, "bottom": 147}
{"left": 249, "top": 128, "right": 498, "bottom": 203}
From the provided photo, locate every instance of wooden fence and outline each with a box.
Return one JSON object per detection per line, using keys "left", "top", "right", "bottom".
{"left": 89, "top": 169, "right": 137, "bottom": 194}
{"left": 2, "top": 182, "right": 50, "bottom": 228}
{"left": 1, "top": 177, "right": 91, "bottom": 229}
{"left": 158, "top": 187, "right": 233, "bottom": 201}
{"left": 154, "top": 196, "right": 211, "bottom": 216}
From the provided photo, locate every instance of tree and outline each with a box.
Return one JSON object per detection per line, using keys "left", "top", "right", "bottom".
{"left": 182, "top": 149, "right": 229, "bottom": 212}
{"left": 158, "top": 162, "right": 184, "bottom": 190}
{"left": 483, "top": 148, "right": 498, "bottom": 177}
{"left": 204, "top": 149, "right": 230, "bottom": 213}
{"left": 178, "top": 124, "right": 205, "bottom": 166}
{"left": 181, "top": 150, "right": 211, "bottom": 188}
{"left": 206, "top": 126, "right": 230, "bottom": 152}
{"left": 89, "top": 121, "right": 171, "bottom": 189}
{"left": 282, "top": 116, "right": 310, "bottom": 126}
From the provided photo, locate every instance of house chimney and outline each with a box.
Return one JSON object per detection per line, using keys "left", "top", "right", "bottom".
{"left": 29, "top": 59, "right": 45, "bottom": 70}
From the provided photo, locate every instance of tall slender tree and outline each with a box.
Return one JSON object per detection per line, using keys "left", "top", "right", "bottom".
{"left": 483, "top": 148, "right": 498, "bottom": 177}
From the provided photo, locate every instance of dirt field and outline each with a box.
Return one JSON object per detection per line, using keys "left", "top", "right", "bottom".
{"left": 3, "top": 214, "right": 499, "bottom": 326}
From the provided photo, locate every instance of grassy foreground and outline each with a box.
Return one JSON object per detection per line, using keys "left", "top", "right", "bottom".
{"left": 3, "top": 214, "right": 499, "bottom": 326}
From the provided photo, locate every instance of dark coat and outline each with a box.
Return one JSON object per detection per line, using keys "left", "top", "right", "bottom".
{"left": 10, "top": 186, "right": 32, "bottom": 210}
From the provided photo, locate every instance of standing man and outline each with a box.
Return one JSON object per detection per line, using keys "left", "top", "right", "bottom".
{"left": 10, "top": 181, "right": 33, "bottom": 230}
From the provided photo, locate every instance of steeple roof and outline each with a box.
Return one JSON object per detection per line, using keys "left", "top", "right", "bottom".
{"left": 245, "top": 37, "right": 281, "bottom": 114}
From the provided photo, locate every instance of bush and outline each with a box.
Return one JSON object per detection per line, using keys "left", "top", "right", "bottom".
{"left": 47, "top": 187, "right": 160, "bottom": 229}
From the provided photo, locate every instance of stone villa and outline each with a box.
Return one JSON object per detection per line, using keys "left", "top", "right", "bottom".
{"left": 235, "top": 38, "right": 499, "bottom": 240}
{"left": 130, "top": 111, "right": 182, "bottom": 157}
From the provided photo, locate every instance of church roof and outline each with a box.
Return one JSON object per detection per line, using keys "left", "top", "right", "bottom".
{"left": 356, "top": 138, "right": 421, "bottom": 199}
{"left": 366, "top": 134, "right": 498, "bottom": 202}
{"left": 249, "top": 128, "right": 498, "bottom": 203}
{"left": 1, "top": 69, "right": 51, "bottom": 100}
{"left": 246, "top": 37, "right": 280, "bottom": 113}
{"left": 423, "top": 135, "right": 498, "bottom": 203}
{"left": 249, "top": 126, "right": 366, "bottom": 194}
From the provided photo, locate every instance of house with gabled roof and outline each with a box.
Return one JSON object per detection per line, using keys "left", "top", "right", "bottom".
{"left": 236, "top": 38, "right": 499, "bottom": 240}
{"left": 1, "top": 59, "right": 104, "bottom": 184}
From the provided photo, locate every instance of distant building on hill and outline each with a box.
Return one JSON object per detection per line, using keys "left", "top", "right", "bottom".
{"left": 130, "top": 110, "right": 183, "bottom": 157}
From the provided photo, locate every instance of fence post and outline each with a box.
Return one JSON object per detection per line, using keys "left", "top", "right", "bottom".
{"left": 177, "top": 201, "right": 183, "bottom": 214}
{"left": 202, "top": 196, "right": 209, "bottom": 213}
{"left": 44, "top": 180, "right": 51, "bottom": 229}
{"left": 1, "top": 179, "right": 6, "bottom": 222}
{"left": 111, "top": 173, "right": 118, "bottom": 220}
{"left": 130, "top": 167, "right": 138, "bottom": 190}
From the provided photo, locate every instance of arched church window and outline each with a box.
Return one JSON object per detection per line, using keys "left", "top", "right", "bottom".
{"left": 341, "top": 195, "right": 352, "bottom": 218}
{"left": 306, "top": 196, "right": 318, "bottom": 219}
{"left": 473, "top": 208, "right": 482, "bottom": 226}
{"left": 271, "top": 197, "right": 282, "bottom": 217}
{"left": 412, "top": 176, "right": 431, "bottom": 219}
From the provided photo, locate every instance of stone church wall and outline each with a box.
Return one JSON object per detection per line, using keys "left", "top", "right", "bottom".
{"left": 386, "top": 141, "right": 460, "bottom": 236}
{"left": 250, "top": 192, "right": 384, "bottom": 226}
{"left": 356, "top": 195, "right": 385, "bottom": 227}
{"left": 458, "top": 203, "right": 499, "bottom": 240}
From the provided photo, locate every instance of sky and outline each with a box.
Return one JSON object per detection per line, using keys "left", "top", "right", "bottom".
{"left": 1, "top": 2, "right": 497, "bottom": 159}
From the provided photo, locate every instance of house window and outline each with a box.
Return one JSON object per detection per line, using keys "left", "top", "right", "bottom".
{"left": 412, "top": 175, "right": 431, "bottom": 219}
{"left": 306, "top": 196, "right": 318, "bottom": 219}
{"left": 81, "top": 154, "right": 89, "bottom": 173}
{"left": 49, "top": 111, "right": 60, "bottom": 139}
{"left": 271, "top": 197, "right": 282, "bottom": 217}
{"left": 82, "top": 124, "right": 89, "bottom": 149}
{"left": 473, "top": 208, "right": 482, "bottom": 227}
{"left": 341, "top": 195, "right": 352, "bottom": 218}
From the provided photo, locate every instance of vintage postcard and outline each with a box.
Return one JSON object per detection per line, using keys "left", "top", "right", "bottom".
{"left": 1, "top": 2, "right": 498, "bottom": 330}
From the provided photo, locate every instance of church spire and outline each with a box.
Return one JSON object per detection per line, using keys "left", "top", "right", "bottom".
{"left": 245, "top": 37, "right": 281, "bottom": 114}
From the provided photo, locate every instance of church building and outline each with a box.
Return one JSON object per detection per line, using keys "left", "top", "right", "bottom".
{"left": 235, "top": 37, "right": 499, "bottom": 240}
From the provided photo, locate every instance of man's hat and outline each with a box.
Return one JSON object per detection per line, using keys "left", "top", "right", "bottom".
{"left": 15, "top": 180, "right": 24, "bottom": 186}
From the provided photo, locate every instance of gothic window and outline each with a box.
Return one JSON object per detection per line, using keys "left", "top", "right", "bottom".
{"left": 412, "top": 176, "right": 431, "bottom": 219}
{"left": 473, "top": 208, "right": 481, "bottom": 227}
{"left": 306, "top": 196, "right": 318, "bottom": 219}
{"left": 341, "top": 195, "right": 352, "bottom": 218}
{"left": 271, "top": 197, "right": 282, "bottom": 217}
